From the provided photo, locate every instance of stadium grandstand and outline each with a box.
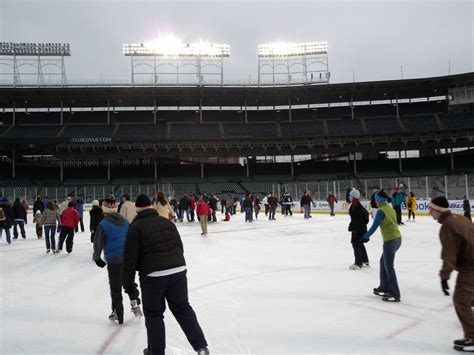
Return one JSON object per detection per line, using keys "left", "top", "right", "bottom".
{"left": 0, "top": 71, "right": 473, "bottom": 202}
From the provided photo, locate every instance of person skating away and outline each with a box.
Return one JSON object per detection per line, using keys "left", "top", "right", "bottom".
{"left": 327, "top": 192, "right": 337, "bottom": 217}
{"left": 253, "top": 196, "right": 261, "bottom": 220}
{"left": 189, "top": 195, "right": 196, "bottom": 222}
{"left": 463, "top": 196, "right": 472, "bottom": 222}
{"left": 262, "top": 193, "right": 269, "bottom": 217}
{"left": 57, "top": 201, "right": 80, "bottom": 254}
{"left": 169, "top": 195, "right": 179, "bottom": 218}
{"left": 282, "top": 192, "right": 293, "bottom": 216}
{"left": 12, "top": 197, "right": 27, "bottom": 239}
{"left": 370, "top": 189, "right": 379, "bottom": 219}
{"left": 33, "top": 196, "right": 44, "bottom": 216}
{"left": 232, "top": 195, "right": 239, "bottom": 216}
{"left": 362, "top": 191, "right": 402, "bottom": 302}
{"left": 406, "top": 192, "right": 417, "bottom": 222}
{"left": 428, "top": 196, "right": 474, "bottom": 352}
{"left": 348, "top": 189, "right": 370, "bottom": 270}
{"left": 119, "top": 194, "right": 137, "bottom": 223}
{"left": 154, "top": 192, "right": 176, "bottom": 221}
{"left": 197, "top": 197, "right": 211, "bottom": 236}
{"left": 122, "top": 195, "right": 209, "bottom": 355}
{"left": 41, "top": 201, "right": 60, "bottom": 254}
{"left": 220, "top": 197, "right": 227, "bottom": 214}
{"left": 33, "top": 211, "right": 43, "bottom": 239}
{"left": 208, "top": 195, "right": 218, "bottom": 223}
{"left": 90, "top": 200, "right": 104, "bottom": 243}
{"left": 179, "top": 194, "right": 190, "bottom": 222}
{"left": 74, "top": 199, "right": 85, "bottom": 233}
{"left": 0, "top": 197, "right": 14, "bottom": 245}
{"left": 267, "top": 193, "right": 278, "bottom": 220}
{"left": 391, "top": 186, "right": 406, "bottom": 225}
{"left": 300, "top": 191, "right": 312, "bottom": 219}
{"left": 93, "top": 196, "right": 142, "bottom": 325}
{"left": 242, "top": 194, "right": 253, "bottom": 223}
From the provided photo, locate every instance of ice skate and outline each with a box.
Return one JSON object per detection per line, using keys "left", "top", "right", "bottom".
{"left": 382, "top": 295, "right": 400, "bottom": 302}
{"left": 197, "top": 347, "right": 210, "bottom": 355}
{"left": 454, "top": 338, "right": 474, "bottom": 352}
{"left": 108, "top": 311, "right": 118, "bottom": 321}
{"left": 373, "top": 288, "right": 389, "bottom": 297}
{"left": 46, "top": 249, "right": 51, "bottom": 254}
{"left": 131, "top": 300, "right": 143, "bottom": 317}
{"left": 362, "top": 262, "right": 370, "bottom": 267}
{"left": 349, "top": 264, "right": 361, "bottom": 270}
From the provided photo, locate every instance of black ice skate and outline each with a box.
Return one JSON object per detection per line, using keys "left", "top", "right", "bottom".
{"left": 197, "top": 347, "right": 210, "bottom": 355}
{"left": 109, "top": 311, "right": 118, "bottom": 321}
{"left": 131, "top": 300, "right": 143, "bottom": 317}
{"left": 373, "top": 288, "right": 389, "bottom": 297}
{"left": 454, "top": 338, "right": 474, "bottom": 352}
{"left": 382, "top": 295, "right": 401, "bottom": 302}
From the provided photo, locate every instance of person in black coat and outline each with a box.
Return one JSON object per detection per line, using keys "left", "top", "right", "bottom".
{"left": 178, "top": 194, "right": 190, "bottom": 222}
{"left": 463, "top": 196, "right": 472, "bottom": 222}
{"left": 123, "top": 195, "right": 209, "bottom": 355}
{"left": 33, "top": 196, "right": 44, "bottom": 215}
{"left": 0, "top": 197, "right": 14, "bottom": 244}
{"left": 348, "top": 189, "right": 370, "bottom": 269}
{"left": 89, "top": 200, "right": 104, "bottom": 243}
{"left": 12, "top": 197, "right": 27, "bottom": 239}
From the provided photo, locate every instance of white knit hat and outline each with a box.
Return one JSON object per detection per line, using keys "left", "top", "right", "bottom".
{"left": 349, "top": 189, "right": 361, "bottom": 199}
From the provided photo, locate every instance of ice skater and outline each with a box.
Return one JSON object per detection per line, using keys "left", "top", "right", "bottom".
{"left": 93, "top": 196, "right": 142, "bottom": 325}
{"left": 362, "top": 191, "right": 402, "bottom": 302}
{"left": 57, "top": 201, "right": 80, "bottom": 254}
{"left": 428, "top": 196, "right": 474, "bottom": 352}
{"left": 348, "top": 189, "right": 370, "bottom": 270}
{"left": 41, "top": 201, "right": 60, "bottom": 253}
{"left": 123, "top": 194, "right": 209, "bottom": 355}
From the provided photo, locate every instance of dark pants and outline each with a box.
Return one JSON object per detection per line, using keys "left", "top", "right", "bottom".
{"left": 269, "top": 206, "right": 276, "bottom": 220}
{"left": 408, "top": 210, "right": 415, "bottom": 220}
{"left": 351, "top": 239, "right": 369, "bottom": 266}
{"left": 378, "top": 238, "right": 402, "bottom": 299}
{"left": 254, "top": 207, "right": 260, "bottom": 219}
{"left": 303, "top": 204, "right": 311, "bottom": 218}
{"left": 244, "top": 207, "right": 253, "bottom": 222}
{"left": 329, "top": 203, "right": 335, "bottom": 216}
{"left": 13, "top": 220, "right": 26, "bottom": 239}
{"left": 189, "top": 209, "right": 195, "bottom": 222}
{"left": 284, "top": 204, "right": 293, "bottom": 216}
{"left": 454, "top": 272, "right": 474, "bottom": 338}
{"left": 107, "top": 263, "right": 125, "bottom": 323}
{"left": 394, "top": 205, "right": 402, "bottom": 224}
{"left": 179, "top": 208, "right": 190, "bottom": 222}
{"left": 141, "top": 270, "right": 207, "bottom": 355}
{"left": 44, "top": 225, "right": 56, "bottom": 250}
{"left": 58, "top": 227, "right": 75, "bottom": 253}
{"left": 211, "top": 209, "right": 217, "bottom": 222}
{"left": 0, "top": 227, "right": 11, "bottom": 243}
{"left": 464, "top": 212, "right": 472, "bottom": 222}
{"left": 75, "top": 218, "right": 84, "bottom": 232}
{"left": 264, "top": 204, "right": 269, "bottom": 216}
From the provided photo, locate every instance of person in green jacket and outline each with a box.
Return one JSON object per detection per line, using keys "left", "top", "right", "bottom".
{"left": 362, "top": 190, "right": 402, "bottom": 302}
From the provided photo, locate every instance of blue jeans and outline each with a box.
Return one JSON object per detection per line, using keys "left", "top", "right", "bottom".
{"left": 141, "top": 271, "right": 207, "bottom": 355}
{"left": 13, "top": 220, "right": 26, "bottom": 239}
{"left": 303, "top": 204, "right": 311, "bottom": 218}
{"left": 44, "top": 225, "right": 56, "bottom": 250}
{"left": 0, "top": 227, "right": 11, "bottom": 243}
{"left": 379, "top": 238, "right": 402, "bottom": 299}
{"left": 244, "top": 207, "right": 253, "bottom": 222}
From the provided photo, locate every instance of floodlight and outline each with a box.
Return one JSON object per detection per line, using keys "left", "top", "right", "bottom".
{"left": 123, "top": 36, "right": 230, "bottom": 57}
{"left": 0, "top": 42, "right": 70, "bottom": 56}
{"left": 257, "top": 41, "right": 328, "bottom": 57}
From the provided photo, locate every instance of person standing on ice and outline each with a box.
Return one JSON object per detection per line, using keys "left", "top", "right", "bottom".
{"left": 122, "top": 194, "right": 209, "bottom": 355}
{"left": 0, "top": 197, "right": 14, "bottom": 244}
{"left": 41, "top": 201, "right": 60, "bottom": 253}
{"left": 242, "top": 194, "right": 253, "bottom": 223}
{"left": 93, "top": 196, "right": 142, "bottom": 325}
{"left": 197, "top": 197, "right": 211, "bottom": 236}
{"left": 391, "top": 186, "right": 406, "bottom": 225}
{"left": 362, "top": 191, "right": 402, "bottom": 302}
{"left": 428, "top": 196, "right": 474, "bottom": 352}
{"left": 326, "top": 192, "right": 337, "bottom": 216}
{"left": 57, "top": 201, "right": 79, "bottom": 254}
{"left": 89, "top": 200, "right": 104, "bottom": 243}
{"left": 463, "top": 196, "right": 472, "bottom": 222}
{"left": 12, "top": 197, "right": 27, "bottom": 239}
{"left": 300, "top": 191, "right": 313, "bottom": 219}
{"left": 406, "top": 192, "right": 417, "bottom": 222}
{"left": 369, "top": 189, "right": 379, "bottom": 219}
{"left": 348, "top": 189, "right": 370, "bottom": 270}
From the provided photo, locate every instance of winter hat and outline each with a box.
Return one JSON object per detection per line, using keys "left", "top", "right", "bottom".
{"left": 91, "top": 200, "right": 100, "bottom": 207}
{"left": 102, "top": 196, "right": 118, "bottom": 214}
{"left": 349, "top": 189, "right": 361, "bottom": 199}
{"left": 375, "top": 191, "right": 389, "bottom": 202}
{"left": 428, "top": 196, "right": 450, "bottom": 213}
{"left": 135, "top": 194, "right": 152, "bottom": 212}
{"left": 35, "top": 210, "right": 41, "bottom": 215}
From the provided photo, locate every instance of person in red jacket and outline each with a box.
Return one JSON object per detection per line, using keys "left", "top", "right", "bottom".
{"left": 327, "top": 192, "right": 338, "bottom": 216}
{"left": 189, "top": 195, "right": 196, "bottom": 222}
{"left": 196, "top": 198, "right": 211, "bottom": 236}
{"left": 57, "top": 201, "right": 80, "bottom": 254}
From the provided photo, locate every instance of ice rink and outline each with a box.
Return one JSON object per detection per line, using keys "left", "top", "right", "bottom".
{"left": 0, "top": 210, "right": 460, "bottom": 354}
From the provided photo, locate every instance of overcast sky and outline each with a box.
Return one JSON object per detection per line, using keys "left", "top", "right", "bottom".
{"left": 0, "top": 0, "right": 472, "bottom": 84}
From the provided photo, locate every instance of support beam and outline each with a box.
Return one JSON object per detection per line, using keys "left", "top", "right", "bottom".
{"left": 398, "top": 150, "right": 402, "bottom": 173}
{"left": 60, "top": 159, "right": 63, "bottom": 182}
{"left": 450, "top": 148, "right": 454, "bottom": 171}
{"left": 445, "top": 175, "right": 448, "bottom": 199}
{"left": 154, "top": 159, "right": 158, "bottom": 180}
{"left": 107, "top": 160, "right": 111, "bottom": 181}
{"left": 466, "top": 174, "right": 469, "bottom": 199}
{"left": 353, "top": 152, "right": 357, "bottom": 175}
{"left": 11, "top": 148, "right": 15, "bottom": 178}
{"left": 201, "top": 162, "right": 204, "bottom": 178}
{"left": 246, "top": 158, "right": 250, "bottom": 178}
{"left": 290, "top": 155, "right": 294, "bottom": 177}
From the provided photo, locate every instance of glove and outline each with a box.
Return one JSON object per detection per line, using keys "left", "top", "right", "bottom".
{"left": 361, "top": 234, "right": 370, "bottom": 243}
{"left": 441, "top": 279, "right": 450, "bottom": 296}
{"left": 95, "top": 259, "right": 106, "bottom": 268}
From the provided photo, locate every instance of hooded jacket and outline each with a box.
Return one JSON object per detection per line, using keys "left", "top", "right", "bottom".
{"left": 93, "top": 212, "right": 129, "bottom": 264}
{"left": 119, "top": 200, "right": 137, "bottom": 223}
{"left": 438, "top": 210, "right": 474, "bottom": 280}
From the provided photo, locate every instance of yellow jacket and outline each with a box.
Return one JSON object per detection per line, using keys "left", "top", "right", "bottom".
{"left": 406, "top": 196, "right": 417, "bottom": 211}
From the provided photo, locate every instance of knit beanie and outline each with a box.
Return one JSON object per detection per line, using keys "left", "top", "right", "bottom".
{"left": 92, "top": 200, "right": 100, "bottom": 207}
{"left": 429, "top": 196, "right": 449, "bottom": 213}
{"left": 102, "top": 196, "right": 118, "bottom": 214}
{"left": 135, "top": 194, "right": 152, "bottom": 212}
{"left": 349, "top": 189, "right": 361, "bottom": 199}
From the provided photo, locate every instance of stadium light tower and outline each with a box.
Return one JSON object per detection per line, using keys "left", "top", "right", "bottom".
{"left": 123, "top": 35, "right": 230, "bottom": 86}
{"left": 0, "top": 42, "right": 70, "bottom": 87}
{"left": 257, "top": 41, "right": 329, "bottom": 86}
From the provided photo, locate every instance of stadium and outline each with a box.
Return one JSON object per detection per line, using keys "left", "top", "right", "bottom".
{"left": 1, "top": 2, "right": 474, "bottom": 354}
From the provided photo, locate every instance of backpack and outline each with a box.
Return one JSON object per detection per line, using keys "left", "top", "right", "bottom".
{"left": 0, "top": 207, "right": 5, "bottom": 222}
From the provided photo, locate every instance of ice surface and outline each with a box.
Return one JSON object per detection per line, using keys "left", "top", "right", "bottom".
{"left": 0, "top": 211, "right": 460, "bottom": 354}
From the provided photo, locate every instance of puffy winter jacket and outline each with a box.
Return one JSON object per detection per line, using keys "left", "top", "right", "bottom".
{"left": 348, "top": 202, "right": 369, "bottom": 243}
{"left": 0, "top": 202, "right": 14, "bottom": 229}
{"left": 12, "top": 201, "right": 27, "bottom": 222}
{"left": 123, "top": 208, "right": 185, "bottom": 289}
{"left": 33, "top": 200, "right": 44, "bottom": 215}
{"left": 60, "top": 207, "right": 80, "bottom": 228}
{"left": 197, "top": 201, "right": 211, "bottom": 216}
{"left": 41, "top": 208, "right": 60, "bottom": 226}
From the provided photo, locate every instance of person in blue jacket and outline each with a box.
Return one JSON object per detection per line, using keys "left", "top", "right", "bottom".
{"left": 93, "top": 196, "right": 142, "bottom": 324}
{"left": 74, "top": 198, "right": 85, "bottom": 233}
{"left": 391, "top": 186, "right": 406, "bottom": 225}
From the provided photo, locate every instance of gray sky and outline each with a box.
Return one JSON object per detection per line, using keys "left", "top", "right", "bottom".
{"left": 0, "top": 0, "right": 473, "bottom": 84}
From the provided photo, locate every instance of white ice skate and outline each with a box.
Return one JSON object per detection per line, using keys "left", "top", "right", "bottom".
{"left": 349, "top": 264, "right": 361, "bottom": 270}
{"left": 131, "top": 300, "right": 143, "bottom": 317}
